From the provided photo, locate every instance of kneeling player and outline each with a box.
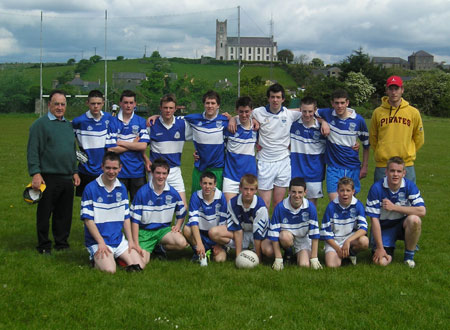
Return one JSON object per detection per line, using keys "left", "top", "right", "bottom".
{"left": 209, "top": 174, "right": 273, "bottom": 261}
{"left": 183, "top": 172, "right": 228, "bottom": 264}
{"left": 366, "top": 156, "right": 426, "bottom": 268}
{"left": 268, "top": 177, "right": 322, "bottom": 270}
{"left": 320, "top": 177, "right": 369, "bottom": 267}
{"left": 81, "top": 152, "right": 148, "bottom": 273}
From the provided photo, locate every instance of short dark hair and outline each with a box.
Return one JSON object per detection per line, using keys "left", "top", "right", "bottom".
{"left": 120, "top": 90, "right": 136, "bottom": 102}
{"left": 200, "top": 171, "right": 216, "bottom": 183}
{"left": 301, "top": 96, "right": 317, "bottom": 107}
{"left": 337, "top": 177, "right": 354, "bottom": 190}
{"left": 151, "top": 158, "right": 170, "bottom": 174}
{"left": 160, "top": 93, "right": 177, "bottom": 107}
{"left": 49, "top": 90, "right": 66, "bottom": 102}
{"left": 88, "top": 90, "right": 104, "bottom": 100}
{"left": 102, "top": 151, "right": 121, "bottom": 166}
{"left": 240, "top": 174, "right": 258, "bottom": 188}
{"left": 266, "top": 83, "right": 285, "bottom": 99}
{"left": 202, "top": 90, "right": 220, "bottom": 105}
{"left": 289, "top": 177, "right": 306, "bottom": 190}
{"left": 387, "top": 156, "right": 405, "bottom": 169}
{"left": 331, "top": 89, "right": 349, "bottom": 101}
{"left": 235, "top": 96, "right": 253, "bottom": 109}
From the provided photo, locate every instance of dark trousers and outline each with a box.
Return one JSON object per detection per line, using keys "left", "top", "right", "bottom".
{"left": 36, "top": 174, "right": 74, "bottom": 251}
{"left": 119, "top": 177, "right": 146, "bottom": 203}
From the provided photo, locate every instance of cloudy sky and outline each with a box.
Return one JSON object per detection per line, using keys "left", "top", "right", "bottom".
{"left": 1, "top": 0, "right": 449, "bottom": 64}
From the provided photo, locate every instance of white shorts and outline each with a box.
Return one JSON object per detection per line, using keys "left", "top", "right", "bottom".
{"left": 222, "top": 177, "right": 240, "bottom": 194}
{"left": 324, "top": 235, "right": 352, "bottom": 254}
{"left": 293, "top": 235, "right": 311, "bottom": 254}
{"left": 149, "top": 166, "right": 185, "bottom": 192}
{"left": 227, "top": 231, "right": 254, "bottom": 250}
{"left": 305, "top": 181, "right": 323, "bottom": 199}
{"left": 86, "top": 235, "right": 128, "bottom": 260}
{"left": 257, "top": 158, "right": 291, "bottom": 190}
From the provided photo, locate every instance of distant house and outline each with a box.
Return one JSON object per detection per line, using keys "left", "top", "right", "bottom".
{"left": 215, "top": 78, "right": 233, "bottom": 89}
{"left": 215, "top": 20, "right": 277, "bottom": 62}
{"left": 312, "top": 67, "right": 341, "bottom": 78}
{"left": 408, "top": 50, "right": 434, "bottom": 70}
{"left": 372, "top": 57, "right": 409, "bottom": 69}
{"left": 65, "top": 73, "right": 100, "bottom": 92}
{"left": 112, "top": 72, "right": 147, "bottom": 90}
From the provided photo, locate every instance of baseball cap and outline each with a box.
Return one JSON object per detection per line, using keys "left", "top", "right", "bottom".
{"left": 23, "top": 183, "right": 46, "bottom": 204}
{"left": 386, "top": 76, "right": 403, "bottom": 87}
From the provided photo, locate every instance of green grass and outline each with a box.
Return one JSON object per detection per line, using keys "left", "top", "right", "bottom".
{"left": 21, "top": 58, "right": 297, "bottom": 90}
{"left": 0, "top": 114, "right": 449, "bottom": 329}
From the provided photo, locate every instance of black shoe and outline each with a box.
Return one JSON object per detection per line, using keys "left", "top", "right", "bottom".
{"left": 152, "top": 244, "right": 167, "bottom": 260}
{"left": 125, "top": 264, "right": 143, "bottom": 272}
{"left": 38, "top": 248, "right": 52, "bottom": 255}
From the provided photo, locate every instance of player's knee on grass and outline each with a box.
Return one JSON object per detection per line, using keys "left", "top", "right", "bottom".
{"left": 212, "top": 245, "right": 227, "bottom": 262}
{"left": 297, "top": 250, "right": 311, "bottom": 267}
{"left": 325, "top": 251, "right": 342, "bottom": 268}
{"left": 279, "top": 231, "right": 294, "bottom": 248}
{"left": 261, "top": 240, "right": 274, "bottom": 258}
{"left": 94, "top": 256, "right": 116, "bottom": 273}
{"left": 353, "top": 236, "right": 369, "bottom": 251}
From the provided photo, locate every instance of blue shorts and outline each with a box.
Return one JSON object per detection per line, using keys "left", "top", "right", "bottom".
{"left": 326, "top": 166, "right": 360, "bottom": 194}
{"left": 200, "top": 230, "right": 217, "bottom": 251}
{"left": 370, "top": 219, "right": 405, "bottom": 249}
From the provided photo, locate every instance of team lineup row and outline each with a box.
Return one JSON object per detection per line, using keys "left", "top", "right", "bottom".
{"left": 26, "top": 77, "right": 425, "bottom": 271}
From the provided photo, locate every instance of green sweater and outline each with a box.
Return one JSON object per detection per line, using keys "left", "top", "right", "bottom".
{"left": 27, "top": 115, "right": 77, "bottom": 178}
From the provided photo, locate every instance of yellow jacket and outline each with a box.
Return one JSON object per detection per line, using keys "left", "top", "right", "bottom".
{"left": 370, "top": 97, "right": 424, "bottom": 167}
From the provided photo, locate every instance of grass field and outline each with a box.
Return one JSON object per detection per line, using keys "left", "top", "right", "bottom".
{"left": 21, "top": 59, "right": 297, "bottom": 91}
{"left": 0, "top": 114, "right": 449, "bottom": 329}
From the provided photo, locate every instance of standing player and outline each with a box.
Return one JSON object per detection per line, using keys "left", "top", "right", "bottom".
{"left": 316, "top": 89, "right": 369, "bottom": 201}
{"left": 320, "top": 177, "right": 369, "bottom": 268}
{"left": 268, "top": 177, "right": 322, "bottom": 270}
{"left": 107, "top": 90, "right": 150, "bottom": 202}
{"left": 130, "top": 158, "right": 188, "bottom": 261}
{"left": 81, "top": 152, "right": 148, "bottom": 273}
{"left": 184, "top": 90, "right": 229, "bottom": 193}
{"left": 222, "top": 96, "right": 257, "bottom": 201}
{"left": 370, "top": 76, "right": 424, "bottom": 183}
{"left": 209, "top": 174, "right": 273, "bottom": 262}
{"left": 146, "top": 94, "right": 192, "bottom": 208}
{"left": 72, "top": 90, "right": 112, "bottom": 197}
{"left": 183, "top": 172, "right": 229, "bottom": 264}
{"left": 366, "top": 156, "right": 426, "bottom": 268}
{"left": 290, "top": 96, "right": 326, "bottom": 206}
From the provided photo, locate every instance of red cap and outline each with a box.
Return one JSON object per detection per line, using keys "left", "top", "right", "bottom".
{"left": 386, "top": 76, "right": 403, "bottom": 87}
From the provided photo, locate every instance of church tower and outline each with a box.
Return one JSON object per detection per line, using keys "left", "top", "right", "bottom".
{"left": 215, "top": 20, "right": 227, "bottom": 60}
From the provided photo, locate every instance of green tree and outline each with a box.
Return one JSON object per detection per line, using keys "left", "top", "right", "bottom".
{"left": 75, "top": 59, "right": 92, "bottom": 74}
{"left": 90, "top": 55, "right": 102, "bottom": 63}
{"left": 116, "top": 56, "right": 124, "bottom": 61}
{"left": 56, "top": 70, "right": 74, "bottom": 84}
{"left": 150, "top": 51, "right": 161, "bottom": 59}
{"left": 344, "top": 71, "right": 376, "bottom": 105}
{"left": 277, "top": 49, "right": 294, "bottom": 63}
{"left": 310, "top": 58, "right": 324, "bottom": 68}
{"left": 304, "top": 75, "right": 346, "bottom": 108}
{"left": 67, "top": 58, "right": 76, "bottom": 65}
{"left": 0, "top": 70, "right": 33, "bottom": 112}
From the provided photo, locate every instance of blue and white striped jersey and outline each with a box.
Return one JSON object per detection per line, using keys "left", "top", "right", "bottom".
{"left": 366, "top": 177, "right": 425, "bottom": 226}
{"left": 290, "top": 118, "right": 326, "bottom": 182}
{"left": 81, "top": 176, "right": 129, "bottom": 247}
{"left": 268, "top": 197, "right": 320, "bottom": 241}
{"left": 106, "top": 111, "right": 150, "bottom": 179}
{"left": 223, "top": 121, "right": 257, "bottom": 182}
{"left": 320, "top": 196, "right": 367, "bottom": 242}
{"left": 72, "top": 111, "right": 112, "bottom": 176}
{"left": 227, "top": 194, "right": 268, "bottom": 240}
{"left": 316, "top": 108, "right": 369, "bottom": 170}
{"left": 187, "top": 189, "right": 228, "bottom": 232}
{"left": 184, "top": 112, "right": 228, "bottom": 171}
{"left": 149, "top": 116, "right": 192, "bottom": 168}
{"left": 130, "top": 181, "right": 186, "bottom": 230}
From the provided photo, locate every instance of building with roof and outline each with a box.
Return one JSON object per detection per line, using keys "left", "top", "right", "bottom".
{"left": 372, "top": 57, "right": 409, "bottom": 69}
{"left": 408, "top": 50, "right": 434, "bottom": 70}
{"left": 215, "top": 20, "right": 277, "bottom": 62}
{"left": 112, "top": 72, "right": 147, "bottom": 90}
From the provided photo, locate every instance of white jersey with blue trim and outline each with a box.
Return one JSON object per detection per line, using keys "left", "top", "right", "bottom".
{"left": 72, "top": 111, "right": 112, "bottom": 176}
{"left": 106, "top": 111, "right": 150, "bottom": 178}
{"left": 268, "top": 197, "right": 320, "bottom": 241}
{"left": 252, "top": 105, "right": 302, "bottom": 162}
{"left": 184, "top": 112, "right": 228, "bottom": 171}
{"left": 366, "top": 177, "right": 425, "bottom": 225}
{"left": 81, "top": 176, "right": 129, "bottom": 247}
{"left": 227, "top": 194, "right": 268, "bottom": 240}
{"left": 290, "top": 118, "right": 326, "bottom": 182}
{"left": 223, "top": 120, "right": 257, "bottom": 182}
{"left": 320, "top": 196, "right": 367, "bottom": 242}
{"left": 130, "top": 181, "right": 186, "bottom": 230}
{"left": 187, "top": 189, "right": 228, "bottom": 231}
{"left": 149, "top": 116, "right": 192, "bottom": 168}
{"left": 316, "top": 107, "right": 369, "bottom": 170}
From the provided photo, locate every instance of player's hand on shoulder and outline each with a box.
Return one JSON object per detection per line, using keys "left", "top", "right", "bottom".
{"left": 193, "top": 150, "right": 200, "bottom": 161}
{"left": 252, "top": 118, "right": 260, "bottom": 131}
{"left": 227, "top": 116, "right": 237, "bottom": 133}
{"left": 146, "top": 115, "right": 159, "bottom": 127}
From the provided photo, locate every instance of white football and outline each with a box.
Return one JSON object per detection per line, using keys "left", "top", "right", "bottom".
{"left": 235, "top": 250, "right": 259, "bottom": 269}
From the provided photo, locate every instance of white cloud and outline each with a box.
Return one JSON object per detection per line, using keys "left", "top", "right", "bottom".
{"left": 0, "top": 28, "right": 20, "bottom": 56}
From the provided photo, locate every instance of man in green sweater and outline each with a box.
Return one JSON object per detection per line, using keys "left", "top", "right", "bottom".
{"left": 27, "top": 90, "right": 80, "bottom": 254}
